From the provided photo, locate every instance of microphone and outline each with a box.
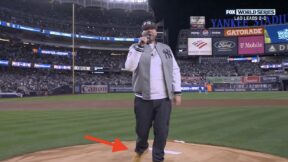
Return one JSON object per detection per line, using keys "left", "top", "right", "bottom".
{"left": 140, "top": 39, "right": 146, "bottom": 45}
{"left": 140, "top": 32, "right": 151, "bottom": 45}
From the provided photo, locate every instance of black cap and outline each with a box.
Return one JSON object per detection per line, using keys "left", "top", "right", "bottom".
{"left": 141, "top": 20, "right": 157, "bottom": 30}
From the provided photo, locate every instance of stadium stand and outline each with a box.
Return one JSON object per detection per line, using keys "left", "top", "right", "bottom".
{"left": 0, "top": 0, "right": 153, "bottom": 37}
{"left": 0, "top": 0, "right": 288, "bottom": 96}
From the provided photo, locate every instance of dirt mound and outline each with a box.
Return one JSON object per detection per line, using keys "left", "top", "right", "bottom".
{"left": 2, "top": 141, "right": 288, "bottom": 162}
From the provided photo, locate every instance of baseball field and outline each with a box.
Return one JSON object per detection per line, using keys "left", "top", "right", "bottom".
{"left": 0, "top": 92, "right": 288, "bottom": 161}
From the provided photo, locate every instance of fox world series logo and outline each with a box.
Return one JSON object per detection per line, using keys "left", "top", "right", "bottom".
{"left": 211, "top": 9, "right": 288, "bottom": 28}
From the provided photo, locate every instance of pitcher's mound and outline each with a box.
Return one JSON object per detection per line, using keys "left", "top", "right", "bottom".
{"left": 2, "top": 141, "right": 288, "bottom": 162}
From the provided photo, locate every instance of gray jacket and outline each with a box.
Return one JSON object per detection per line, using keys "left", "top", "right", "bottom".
{"left": 125, "top": 42, "right": 181, "bottom": 100}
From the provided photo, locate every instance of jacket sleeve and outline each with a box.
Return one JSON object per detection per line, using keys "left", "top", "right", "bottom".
{"left": 124, "top": 44, "right": 143, "bottom": 72}
{"left": 171, "top": 49, "right": 182, "bottom": 94}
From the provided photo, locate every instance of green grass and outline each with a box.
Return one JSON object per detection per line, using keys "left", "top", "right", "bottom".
{"left": 0, "top": 92, "right": 288, "bottom": 160}
{"left": 170, "top": 106, "right": 288, "bottom": 157}
{"left": 0, "top": 107, "right": 288, "bottom": 160}
{"left": 0, "top": 91, "right": 287, "bottom": 103}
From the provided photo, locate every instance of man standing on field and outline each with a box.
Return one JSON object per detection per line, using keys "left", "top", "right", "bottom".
{"left": 125, "top": 20, "right": 182, "bottom": 162}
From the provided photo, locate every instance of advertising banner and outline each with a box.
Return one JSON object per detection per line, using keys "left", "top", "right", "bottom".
{"left": 241, "top": 76, "right": 260, "bottom": 84}
{"left": 283, "top": 61, "right": 288, "bottom": 67}
{"left": 12, "top": 61, "right": 31, "bottom": 68}
{"left": 188, "top": 38, "right": 212, "bottom": 55}
{"left": 224, "top": 27, "right": 264, "bottom": 37}
{"left": 81, "top": 85, "right": 108, "bottom": 94}
{"left": 190, "top": 29, "right": 224, "bottom": 37}
{"left": 54, "top": 65, "right": 71, "bottom": 70}
{"left": 74, "top": 66, "right": 91, "bottom": 71}
{"left": 265, "top": 43, "right": 288, "bottom": 53}
{"left": 265, "top": 24, "right": 288, "bottom": 43}
{"left": 190, "top": 16, "right": 205, "bottom": 29}
{"left": 238, "top": 36, "right": 264, "bottom": 55}
{"left": 212, "top": 37, "right": 238, "bottom": 55}
{"left": 207, "top": 77, "right": 242, "bottom": 83}
{"left": 109, "top": 86, "right": 133, "bottom": 93}
{"left": 261, "top": 76, "right": 279, "bottom": 83}
{"left": 34, "top": 64, "right": 51, "bottom": 69}
{"left": 0, "top": 60, "right": 9, "bottom": 66}
{"left": 261, "top": 64, "right": 282, "bottom": 69}
{"left": 181, "top": 86, "right": 204, "bottom": 92}
{"left": 213, "top": 83, "right": 280, "bottom": 92}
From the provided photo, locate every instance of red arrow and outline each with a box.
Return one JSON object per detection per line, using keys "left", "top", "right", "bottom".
{"left": 84, "top": 135, "right": 128, "bottom": 152}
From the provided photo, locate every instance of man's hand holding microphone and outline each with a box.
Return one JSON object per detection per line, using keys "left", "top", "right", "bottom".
{"left": 138, "top": 31, "right": 152, "bottom": 47}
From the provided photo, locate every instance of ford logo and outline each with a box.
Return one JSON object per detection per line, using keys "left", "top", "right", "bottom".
{"left": 214, "top": 40, "right": 236, "bottom": 49}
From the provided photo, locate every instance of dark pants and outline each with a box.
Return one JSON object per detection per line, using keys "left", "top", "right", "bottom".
{"left": 134, "top": 97, "right": 172, "bottom": 162}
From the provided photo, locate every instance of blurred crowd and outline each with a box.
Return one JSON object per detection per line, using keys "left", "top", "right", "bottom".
{"left": 0, "top": 69, "right": 132, "bottom": 95}
{"left": 0, "top": 0, "right": 153, "bottom": 37}
{"left": 1, "top": 41, "right": 287, "bottom": 95}
{"left": 0, "top": 41, "right": 126, "bottom": 70}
